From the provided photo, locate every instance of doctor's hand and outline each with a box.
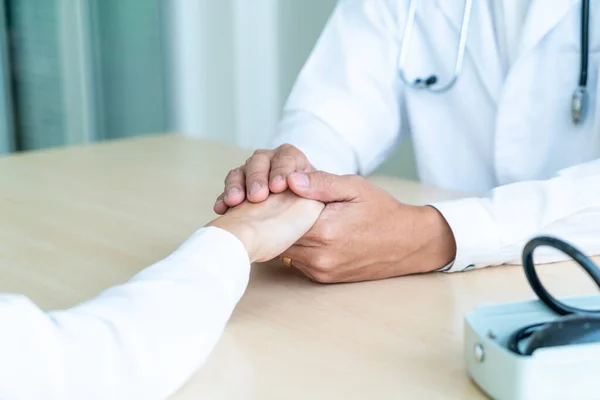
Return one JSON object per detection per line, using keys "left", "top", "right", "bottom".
{"left": 281, "top": 172, "right": 457, "bottom": 283}
{"left": 214, "top": 144, "right": 312, "bottom": 215}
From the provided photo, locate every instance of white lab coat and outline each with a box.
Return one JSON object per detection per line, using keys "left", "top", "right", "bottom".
{"left": 272, "top": 0, "right": 600, "bottom": 271}
{"left": 0, "top": 227, "right": 250, "bottom": 400}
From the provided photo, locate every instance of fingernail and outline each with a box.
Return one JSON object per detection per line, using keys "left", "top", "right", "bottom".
{"left": 215, "top": 199, "right": 224, "bottom": 205}
{"left": 271, "top": 175, "right": 283, "bottom": 184}
{"left": 227, "top": 187, "right": 240, "bottom": 197}
{"left": 250, "top": 181, "right": 262, "bottom": 195}
{"left": 290, "top": 172, "right": 309, "bottom": 188}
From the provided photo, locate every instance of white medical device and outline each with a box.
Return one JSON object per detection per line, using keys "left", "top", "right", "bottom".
{"left": 464, "top": 236, "right": 600, "bottom": 400}
{"left": 465, "top": 294, "right": 600, "bottom": 400}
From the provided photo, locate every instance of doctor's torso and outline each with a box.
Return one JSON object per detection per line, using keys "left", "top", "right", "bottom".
{"left": 399, "top": 0, "right": 600, "bottom": 194}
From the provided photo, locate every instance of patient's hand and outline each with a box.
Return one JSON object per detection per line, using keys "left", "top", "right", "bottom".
{"left": 207, "top": 191, "right": 324, "bottom": 262}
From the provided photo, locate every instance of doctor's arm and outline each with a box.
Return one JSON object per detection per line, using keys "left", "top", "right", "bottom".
{"left": 430, "top": 158, "right": 600, "bottom": 271}
{"left": 272, "top": 158, "right": 600, "bottom": 283}
{"left": 0, "top": 193, "right": 323, "bottom": 400}
{"left": 214, "top": 0, "right": 403, "bottom": 214}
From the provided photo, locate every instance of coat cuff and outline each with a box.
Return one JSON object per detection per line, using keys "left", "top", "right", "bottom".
{"left": 429, "top": 197, "right": 504, "bottom": 272}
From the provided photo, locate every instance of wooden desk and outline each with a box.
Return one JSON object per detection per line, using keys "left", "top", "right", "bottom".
{"left": 0, "top": 134, "right": 597, "bottom": 399}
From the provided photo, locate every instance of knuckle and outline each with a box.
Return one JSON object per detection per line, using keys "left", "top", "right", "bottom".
{"left": 269, "top": 167, "right": 290, "bottom": 177}
{"left": 251, "top": 149, "right": 273, "bottom": 160}
{"left": 296, "top": 160, "right": 309, "bottom": 171}
{"left": 320, "top": 173, "right": 334, "bottom": 190}
{"left": 246, "top": 171, "right": 267, "bottom": 182}
{"left": 319, "top": 225, "right": 338, "bottom": 243}
{"left": 224, "top": 168, "right": 243, "bottom": 184}
{"left": 270, "top": 160, "right": 297, "bottom": 176}
{"left": 312, "top": 254, "right": 335, "bottom": 272}
{"left": 278, "top": 144, "right": 296, "bottom": 153}
{"left": 229, "top": 167, "right": 242, "bottom": 176}
{"left": 271, "top": 154, "right": 296, "bottom": 165}
{"left": 246, "top": 152, "right": 270, "bottom": 166}
{"left": 278, "top": 144, "right": 310, "bottom": 169}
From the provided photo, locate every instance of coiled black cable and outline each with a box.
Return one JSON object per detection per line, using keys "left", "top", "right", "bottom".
{"left": 507, "top": 236, "right": 600, "bottom": 355}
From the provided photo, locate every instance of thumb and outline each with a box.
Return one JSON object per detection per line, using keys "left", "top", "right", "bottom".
{"left": 287, "top": 171, "right": 359, "bottom": 203}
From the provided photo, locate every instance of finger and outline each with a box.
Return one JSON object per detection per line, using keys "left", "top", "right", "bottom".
{"left": 268, "top": 154, "right": 297, "bottom": 193}
{"left": 282, "top": 243, "right": 332, "bottom": 267}
{"left": 245, "top": 151, "right": 272, "bottom": 202}
{"left": 277, "top": 256, "right": 314, "bottom": 280}
{"left": 213, "top": 192, "right": 228, "bottom": 215}
{"left": 268, "top": 146, "right": 310, "bottom": 193}
{"left": 287, "top": 171, "right": 360, "bottom": 203}
{"left": 224, "top": 168, "right": 246, "bottom": 207}
{"left": 282, "top": 244, "right": 312, "bottom": 265}
{"left": 280, "top": 253, "right": 333, "bottom": 284}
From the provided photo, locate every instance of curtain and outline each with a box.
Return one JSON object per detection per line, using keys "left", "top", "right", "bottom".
{"left": 0, "top": 0, "right": 14, "bottom": 154}
{"left": 0, "top": 0, "right": 417, "bottom": 179}
{"left": 0, "top": 0, "right": 166, "bottom": 154}
{"left": 164, "top": 0, "right": 417, "bottom": 180}
{"left": 166, "top": 0, "right": 337, "bottom": 149}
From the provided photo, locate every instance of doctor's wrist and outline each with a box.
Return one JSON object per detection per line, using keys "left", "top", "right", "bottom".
{"left": 412, "top": 206, "right": 457, "bottom": 272}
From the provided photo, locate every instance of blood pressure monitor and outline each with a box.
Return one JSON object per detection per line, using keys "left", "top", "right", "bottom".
{"left": 464, "top": 236, "right": 600, "bottom": 400}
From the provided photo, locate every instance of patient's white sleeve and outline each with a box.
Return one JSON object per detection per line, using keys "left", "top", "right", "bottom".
{"left": 0, "top": 226, "right": 250, "bottom": 400}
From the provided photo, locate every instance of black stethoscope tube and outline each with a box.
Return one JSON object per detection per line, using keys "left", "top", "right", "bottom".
{"left": 580, "top": 0, "right": 590, "bottom": 88}
{"left": 571, "top": 0, "right": 591, "bottom": 124}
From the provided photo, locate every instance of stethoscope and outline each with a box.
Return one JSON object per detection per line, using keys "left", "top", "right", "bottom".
{"left": 398, "top": 0, "right": 591, "bottom": 125}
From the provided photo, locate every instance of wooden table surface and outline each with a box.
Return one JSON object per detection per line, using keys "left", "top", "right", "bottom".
{"left": 0, "top": 134, "right": 598, "bottom": 399}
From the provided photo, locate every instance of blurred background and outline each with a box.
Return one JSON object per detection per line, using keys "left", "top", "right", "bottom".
{"left": 0, "top": 0, "right": 416, "bottom": 179}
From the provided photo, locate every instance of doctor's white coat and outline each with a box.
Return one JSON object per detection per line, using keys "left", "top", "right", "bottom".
{"left": 272, "top": 0, "right": 600, "bottom": 271}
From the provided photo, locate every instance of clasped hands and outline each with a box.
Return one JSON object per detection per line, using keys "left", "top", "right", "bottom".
{"left": 211, "top": 144, "right": 457, "bottom": 283}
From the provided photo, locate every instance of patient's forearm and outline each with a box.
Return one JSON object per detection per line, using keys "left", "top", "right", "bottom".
{"left": 0, "top": 227, "right": 250, "bottom": 400}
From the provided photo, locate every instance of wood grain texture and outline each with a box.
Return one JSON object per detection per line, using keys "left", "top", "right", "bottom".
{"left": 0, "top": 134, "right": 596, "bottom": 399}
